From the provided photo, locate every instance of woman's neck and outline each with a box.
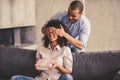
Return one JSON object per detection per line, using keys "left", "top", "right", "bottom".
{"left": 50, "top": 41, "right": 57, "bottom": 49}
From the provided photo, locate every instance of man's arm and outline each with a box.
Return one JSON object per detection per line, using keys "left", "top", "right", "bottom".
{"left": 64, "top": 32, "right": 83, "bottom": 50}
{"left": 56, "top": 27, "right": 83, "bottom": 50}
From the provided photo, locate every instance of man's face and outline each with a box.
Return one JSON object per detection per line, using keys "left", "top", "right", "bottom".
{"left": 68, "top": 7, "right": 82, "bottom": 23}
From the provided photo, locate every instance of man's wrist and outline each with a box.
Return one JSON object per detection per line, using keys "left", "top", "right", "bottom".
{"left": 63, "top": 32, "right": 68, "bottom": 37}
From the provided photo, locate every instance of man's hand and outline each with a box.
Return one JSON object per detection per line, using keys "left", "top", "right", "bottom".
{"left": 55, "top": 25, "right": 66, "bottom": 37}
{"left": 41, "top": 20, "right": 49, "bottom": 35}
{"left": 42, "top": 24, "right": 66, "bottom": 37}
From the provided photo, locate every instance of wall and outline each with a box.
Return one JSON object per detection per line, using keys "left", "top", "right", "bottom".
{"left": 85, "top": 0, "right": 120, "bottom": 51}
{"left": 0, "top": 0, "right": 36, "bottom": 49}
{"left": 0, "top": 0, "right": 35, "bottom": 28}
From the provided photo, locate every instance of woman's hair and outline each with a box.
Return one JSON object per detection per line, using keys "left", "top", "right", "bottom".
{"left": 42, "top": 20, "right": 68, "bottom": 48}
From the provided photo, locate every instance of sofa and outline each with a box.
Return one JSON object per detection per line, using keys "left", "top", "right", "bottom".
{"left": 0, "top": 47, "right": 120, "bottom": 80}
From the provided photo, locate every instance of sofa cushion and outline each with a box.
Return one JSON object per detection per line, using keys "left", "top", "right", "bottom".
{"left": 113, "top": 71, "right": 120, "bottom": 80}
{"left": 72, "top": 50, "right": 120, "bottom": 80}
{"left": 0, "top": 47, "right": 37, "bottom": 78}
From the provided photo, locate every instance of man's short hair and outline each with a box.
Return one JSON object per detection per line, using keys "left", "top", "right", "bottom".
{"left": 69, "top": 0, "right": 84, "bottom": 13}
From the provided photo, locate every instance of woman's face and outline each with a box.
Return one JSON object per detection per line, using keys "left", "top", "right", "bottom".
{"left": 47, "top": 26, "right": 58, "bottom": 42}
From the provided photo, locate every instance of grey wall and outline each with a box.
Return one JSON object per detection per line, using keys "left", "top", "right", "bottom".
{"left": 85, "top": 0, "right": 120, "bottom": 51}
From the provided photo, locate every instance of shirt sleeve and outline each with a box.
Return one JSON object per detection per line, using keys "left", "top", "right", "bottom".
{"left": 79, "top": 17, "right": 91, "bottom": 49}
{"left": 36, "top": 48, "right": 42, "bottom": 62}
{"left": 63, "top": 47, "right": 73, "bottom": 72}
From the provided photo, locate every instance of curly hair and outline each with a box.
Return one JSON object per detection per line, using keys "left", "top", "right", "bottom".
{"left": 42, "top": 20, "right": 69, "bottom": 48}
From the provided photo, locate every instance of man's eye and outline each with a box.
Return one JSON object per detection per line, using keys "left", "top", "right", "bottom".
{"left": 72, "top": 15, "right": 76, "bottom": 17}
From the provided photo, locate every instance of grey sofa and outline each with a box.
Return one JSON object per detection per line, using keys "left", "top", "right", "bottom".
{"left": 0, "top": 47, "right": 120, "bottom": 80}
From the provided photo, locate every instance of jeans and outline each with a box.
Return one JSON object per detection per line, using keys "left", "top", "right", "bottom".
{"left": 67, "top": 43, "right": 81, "bottom": 53}
{"left": 10, "top": 74, "right": 73, "bottom": 80}
{"left": 59, "top": 74, "right": 73, "bottom": 80}
{"left": 10, "top": 75, "right": 35, "bottom": 80}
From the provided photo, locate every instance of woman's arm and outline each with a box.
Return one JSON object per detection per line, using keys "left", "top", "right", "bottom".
{"left": 50, "top": 61, "right": 72, "bottom": 74}
{"left": 50, "top": 47, "right": 73, "bottom": 74}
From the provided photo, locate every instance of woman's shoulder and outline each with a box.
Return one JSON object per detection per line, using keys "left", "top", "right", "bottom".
{"left": 62, "top": 46, "right": 71, "bottom": 52}
{"left": 62, "top": 46, "right": 69, "bottom": 49}
{"left": 62, "top": 46, "right": 72, "bottom": 57}
{"left": 37, "top": 45, "right": 48, "bottom": 52}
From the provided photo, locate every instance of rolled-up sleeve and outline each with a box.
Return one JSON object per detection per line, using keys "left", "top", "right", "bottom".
{"left": 36, "top": 49, "right": 42, "bottom": 62}
{"left": 79, "top": 18, "right": 91, "bottom": 49}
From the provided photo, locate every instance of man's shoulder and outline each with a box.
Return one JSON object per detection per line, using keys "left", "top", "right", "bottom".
{"left": 51, "top": 10, "right": 68, "bottom": 20}
{"left": 79, "top": 15, "right": 90, "bottom": 24}
{"left": 80, "top": 15, "right": 89, "bottom": 21}
{"left": 53, "top": 11, "right": 67, "bottom": 17}
{"left": 54, "top": 10, "right": 67, "bottom": 16}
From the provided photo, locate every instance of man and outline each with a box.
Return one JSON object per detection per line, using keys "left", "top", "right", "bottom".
{"left": 43, "top": 0, "right": 91, "bottom": 53}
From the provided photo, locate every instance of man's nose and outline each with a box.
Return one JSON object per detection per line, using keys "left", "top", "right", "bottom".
{"left": 69, "top": 16, "right": 73, "bottom": 20}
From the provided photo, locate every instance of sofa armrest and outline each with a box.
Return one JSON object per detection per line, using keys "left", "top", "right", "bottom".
{"left": 113, "top": 71, "right": 120, "bottom": 80}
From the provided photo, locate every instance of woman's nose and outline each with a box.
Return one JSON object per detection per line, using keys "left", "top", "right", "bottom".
{"left": 49, "top": 32, "right": 52, "bottom": 35}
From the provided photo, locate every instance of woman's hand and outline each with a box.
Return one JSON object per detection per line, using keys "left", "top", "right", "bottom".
{"left": 49, "top": 60, "right": 71, "bottom": 74}
{"left": 49, "top": 60, "right": 59, "bottom": 70}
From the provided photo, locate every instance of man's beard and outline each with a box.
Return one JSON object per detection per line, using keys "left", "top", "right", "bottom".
{"left": 69, "top": 19, "right": 78, "bottom": 23}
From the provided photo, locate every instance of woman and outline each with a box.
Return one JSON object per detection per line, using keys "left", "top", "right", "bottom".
{"left": 11, "top": 20, "right": 73, "bottom": 80}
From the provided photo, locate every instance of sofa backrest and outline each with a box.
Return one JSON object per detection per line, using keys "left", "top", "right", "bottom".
{"left": 0, "top": 47, "right": 120, "bottom": 80}
{"left": 0, "top": 47, "right": 37, "bottom": 78}
{"left": 72, "top": 50, "right": 120, "bottom": 80}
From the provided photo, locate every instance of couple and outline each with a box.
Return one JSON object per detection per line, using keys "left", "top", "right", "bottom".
{"left": 11, "top": 0, "right": 90, "bottom": 80}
